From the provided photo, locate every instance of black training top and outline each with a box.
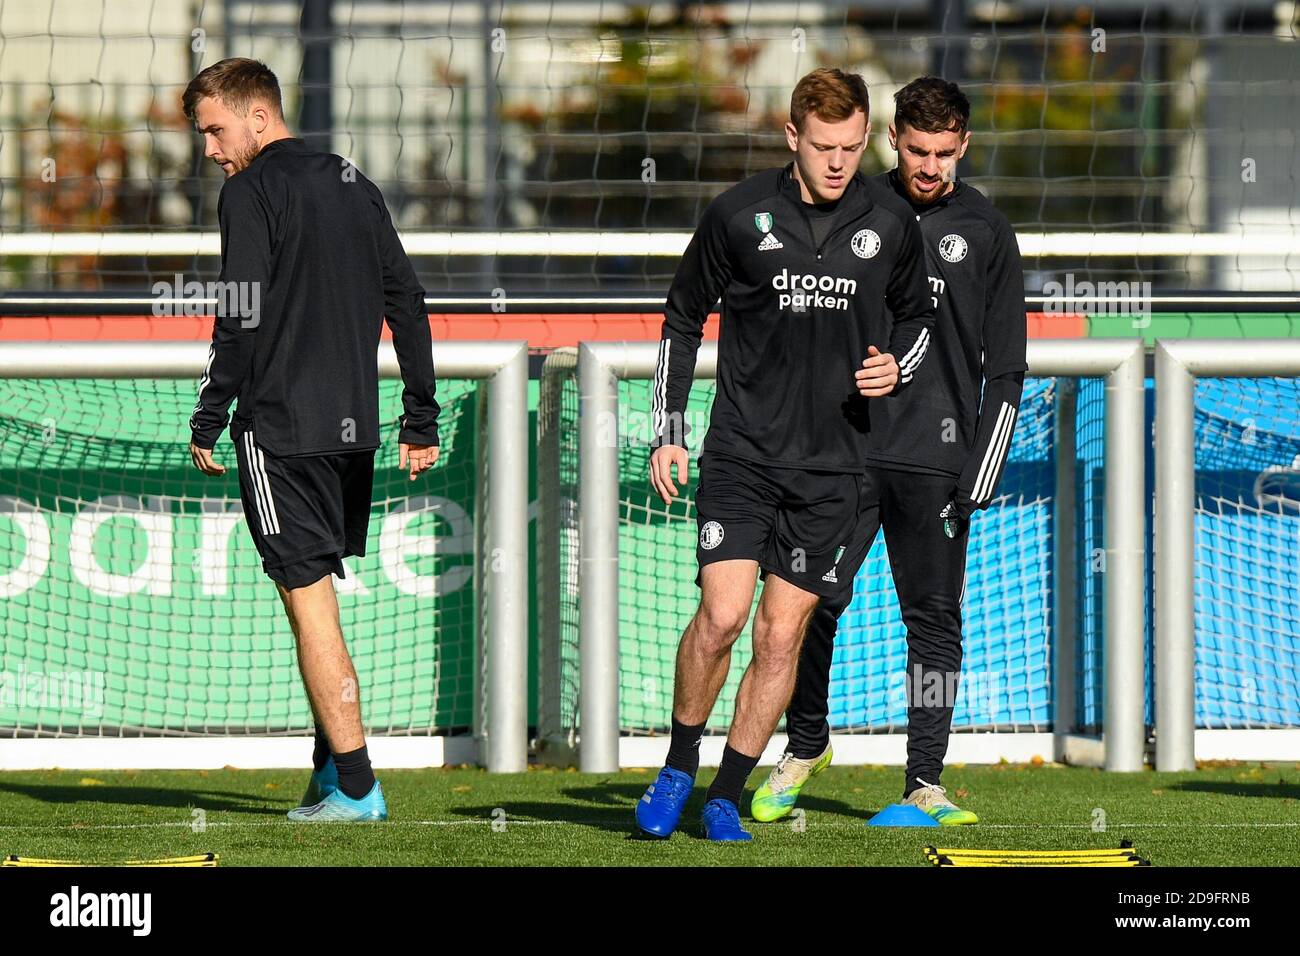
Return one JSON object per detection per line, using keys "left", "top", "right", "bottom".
{"left": 652, "top": 162, "right": 935, "bottom": 473}
{"left": 190, "top": 137, "right": 440, "bottom": 457}
{"left": 863, "top": 169, "right": 1028, "bottom": 513}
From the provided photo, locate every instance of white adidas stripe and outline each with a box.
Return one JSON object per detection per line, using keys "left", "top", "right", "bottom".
{"left": 244, "top": 434, "right": 273, "bottom": 535}
{"left": 900, "top": 341, "right": 928, "bottom": 382}
{"left": 969, "top": 403, "right": 1011, "bottom": 503}
{"left": 898, "top": 327, "right": 929, "bottom": 373}
{"left": 244, "top": 432, "right": 280, "bottom": 535}
{"left": 988, "top": 406, "right": 1018, "bottom": 500}
{"left": 652, "top": 338, "right": 670, "bottom": 440}
{"left": 972, "top": 403, "right": 1008, "bottom": 502}
{"left": 242, "top": 434, "right": 271, "bottom": 534}
{"left": 898, "top": 328, "right": 930, "bottom": 383}
{"left": 254, "top": 442, "right": 281, "bottom": 534}
{"left": 974, "top": 403, "right": 1018, "bottom": 503}
{"left": 190, "top": 343, "right": 217, "bottom": 428}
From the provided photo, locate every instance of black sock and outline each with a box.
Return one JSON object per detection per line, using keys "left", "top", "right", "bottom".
{"left": 705, "top": 744, "right": 760, "bottom": 807}
{"left": 312, "top": 724, "right": 331, "bottom": 772}
{"left": 333, "top": 745, "right": 375, "bottom": 800}
{"left": 665, "top": 717, "right": 706, "bottom": 777}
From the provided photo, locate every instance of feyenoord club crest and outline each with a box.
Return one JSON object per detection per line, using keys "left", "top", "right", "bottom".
{"left": 700, "top": 521, "right": 725, "bottom": 550}
{"left": 939, "top": 233, "right": 968, "bottom": 262}
{"left": 851, "top": 229, "right": 881, "bottom": 259}
{"left": 754, "top": 211, "right": 782, "bottom": 250}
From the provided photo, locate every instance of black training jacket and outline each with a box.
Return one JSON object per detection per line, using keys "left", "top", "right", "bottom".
{"left": 652, "top": 162, "right": 934, "bottom": 473}
{"left": 189, "top": 137, "right": 440, "bottom": 456}
{"left": 864, "top": 170, "right": 1028, "bottom": 515}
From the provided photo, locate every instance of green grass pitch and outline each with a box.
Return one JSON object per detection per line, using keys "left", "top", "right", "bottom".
{"left": 1, "top": 762, "right": 1296, "bottom": 866}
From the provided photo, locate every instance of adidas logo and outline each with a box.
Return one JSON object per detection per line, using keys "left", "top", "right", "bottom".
{"left": 757, "top": 233, "right": 783, "bottom": 251}
{"left": 822, "top": 543, "right": 846, "bottom": 584}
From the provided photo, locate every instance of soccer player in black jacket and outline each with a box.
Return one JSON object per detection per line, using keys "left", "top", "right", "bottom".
{"left": 635, "top": 69, "right": 934, "bottom": 841}
{"left": 183, "top": 59, "right": 441, "bottom": 822}
{"left": 752, "top": 77, "right": 1028, "bottom": 826}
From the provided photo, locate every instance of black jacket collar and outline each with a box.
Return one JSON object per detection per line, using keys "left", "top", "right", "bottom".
{"left": 780, "top": 161, "right": 874, "bottom": 214}
{"left": 257, "top": 137, "right": 309, "bottom": 158}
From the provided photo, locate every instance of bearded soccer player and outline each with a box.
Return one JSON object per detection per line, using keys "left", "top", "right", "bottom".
{"left": 184, "top": 58, "right": 441, "bottom": 822}
{"left": 753, "top": 76, "right": 1028, "bottom": 826}
{"left": 637, "top": 68, "right": 934, "bottom": 841}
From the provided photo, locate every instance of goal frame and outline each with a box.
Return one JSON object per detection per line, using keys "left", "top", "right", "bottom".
{"left": 0, "top": 340, "right": 530, "bottom": 772}
{"left": 542, "top": 338, "right": 1148, "bottom": 772}
{"left": 1154, "top": 339, "right": 1300, "bottom": 770}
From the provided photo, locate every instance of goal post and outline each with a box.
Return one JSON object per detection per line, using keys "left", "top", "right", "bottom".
{"left": 0, "top": 340, "right": 530, "bottom": 772}
{"left": 540, "top": 338, "right": 1147, "bottom": 773}
{"left": 1154, "top": 339, "right": 1300, "bottom": 770}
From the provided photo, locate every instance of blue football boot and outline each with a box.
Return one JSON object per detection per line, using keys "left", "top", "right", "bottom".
{"left": 635, "top": 766, "right": 694, "bottom": 838}
{"left": 298, "top": 755, "right": 338, "bottom": 807}
{"left": 701, "top": 798, "right": 752, "bottom": 841}
{"left": 287, "top": 779, "right": 387, "bottom": 822}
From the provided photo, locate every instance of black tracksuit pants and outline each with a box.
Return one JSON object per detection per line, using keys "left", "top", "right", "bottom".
{"left": 785, "top": 466, "right": 969, "bottom": 798}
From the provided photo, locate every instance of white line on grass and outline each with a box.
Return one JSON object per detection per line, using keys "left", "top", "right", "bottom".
{"left": 0, "top": 820, "right": 548, "bottom": 831}
{"left": 2, "top": 820, "right": 1299, "bottom": 832}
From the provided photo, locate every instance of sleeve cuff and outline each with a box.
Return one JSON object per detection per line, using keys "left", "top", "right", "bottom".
{"left": 951, "top": 490, "right": 978, "bottom": 518}
{"left": 190, "top": 428, "right": 221, "bottom": 450}
{"left": 398, "top": 427, "right": 440, "bottom": 447}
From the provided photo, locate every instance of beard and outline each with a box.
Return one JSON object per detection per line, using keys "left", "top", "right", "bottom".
{"left": 225, "top": 130, "right": 262, "bottom": 175}
{"left": 905, "top": 169, "right": 947, "bottom": 204}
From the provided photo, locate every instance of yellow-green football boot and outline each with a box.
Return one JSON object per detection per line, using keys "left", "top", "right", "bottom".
{"left": 750, "top": 745, "right": 832, "bottom": 822}
{"left": 903, "top": 777, "right": 978, "bottom": 825}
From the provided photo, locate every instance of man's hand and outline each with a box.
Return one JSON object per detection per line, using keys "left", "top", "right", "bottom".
{"left": 399, "top": 442, "right": 440, "bottom": 481}
{"left": 855, "top": 345, "right": 900, "bottom": 397}
{"left": 189, "top": 441, "right": 226, "bottom": 476}
{"left": 650, "top": 444, "right": 689, "bottom": 505}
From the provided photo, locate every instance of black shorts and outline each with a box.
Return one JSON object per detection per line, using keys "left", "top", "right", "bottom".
{"left": 231, "top": 421, "right": 375, "bottom": 590}
{"left": 693, "top": 452, "right": 865, "bottom": 599}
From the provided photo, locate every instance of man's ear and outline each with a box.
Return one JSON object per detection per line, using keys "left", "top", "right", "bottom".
{"left": 887, "top": 122, "right": 898, "bottom": 151}
{"left": 250, "top": 104, "right": 271, "bottom": 135}
{"left": 784, "top": 120, "right": 799, "bottom": 153}
{"left": 957, "top": 130, "right": 971, "bottom": 161}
